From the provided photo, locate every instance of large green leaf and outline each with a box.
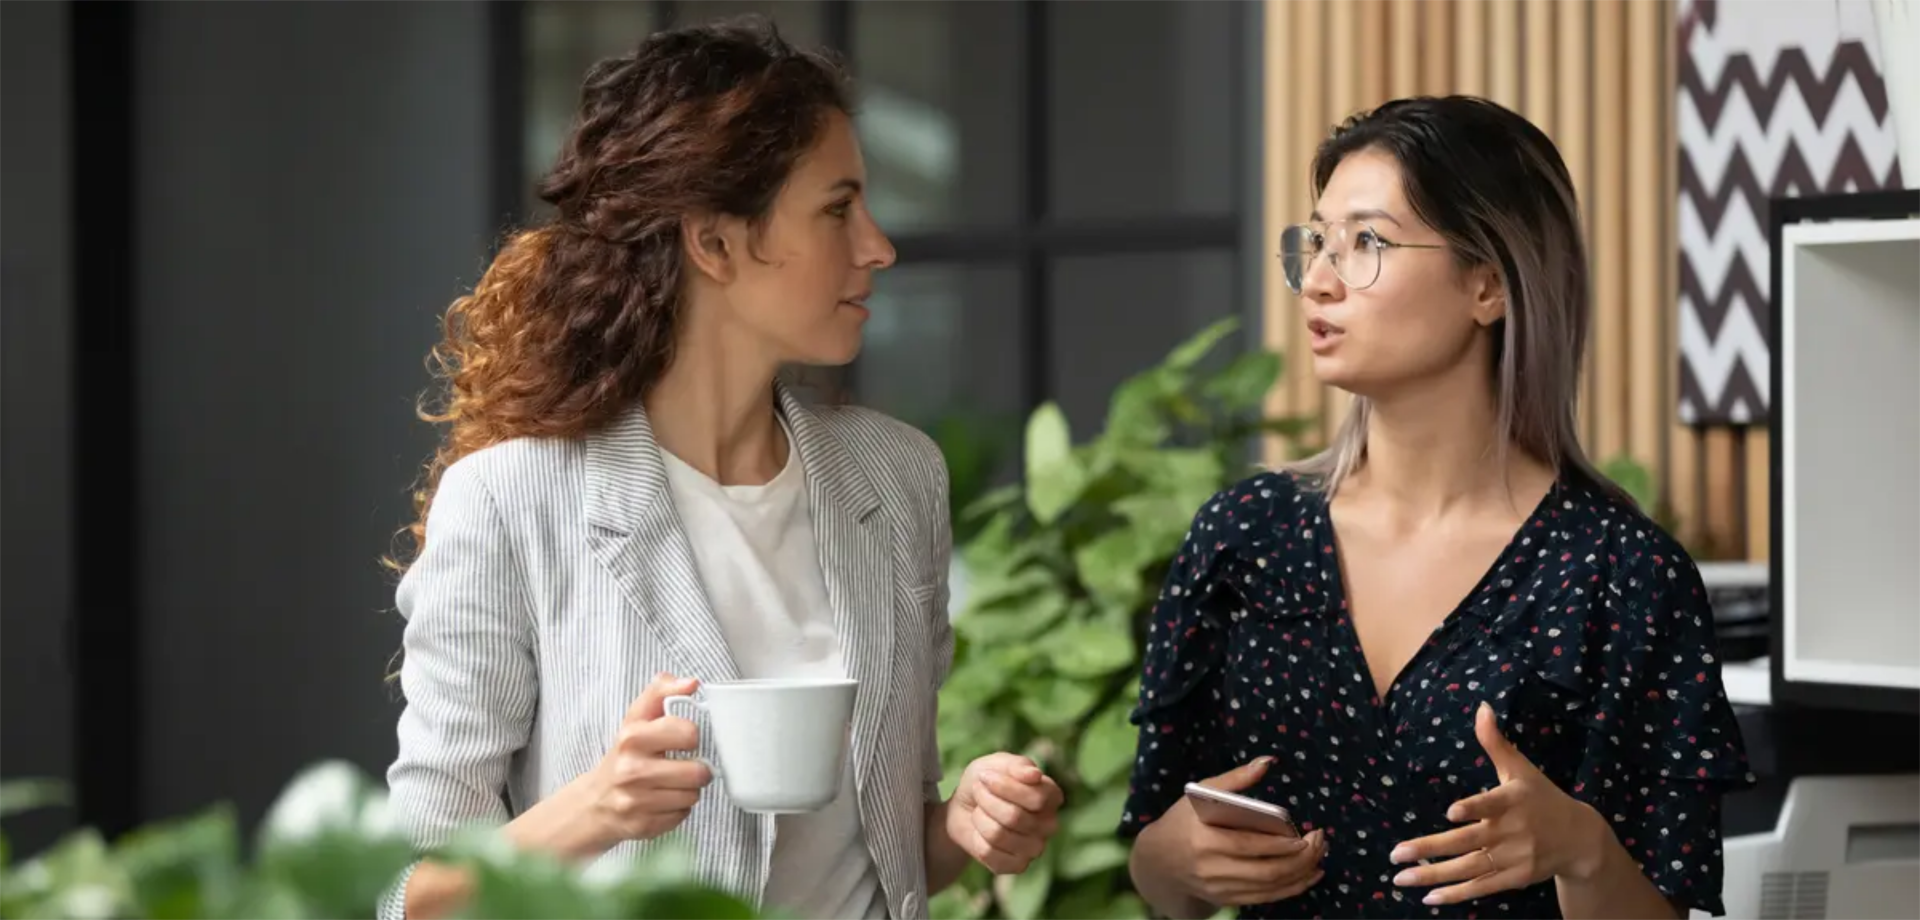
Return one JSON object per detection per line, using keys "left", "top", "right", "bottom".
{"left": 1123, "top": 448, "right": 1226, "bottom": 505}
{"left": 1164, "top": 317, "right": 1240, "bottom": 372}
{"left": 1063, "top": 787, "right": 1130, "bottom": 840}
{"left": 961, "top": 567, "right": 1059, "bottom": 617}
{"left": 1016, "top": 677, "right": 1103, "bottom": 731}
{"left": 1599, "top": 453, "right": 1658, "bottom": 511}
{"left": 1102, "top": 371, "right": 1175, "bottom": 447}
{"left": 0, "top": 779, "right": 70, "bottom": 820}
{"left": 929, "top": 884, "right": 993, "bottom": 920}
{"left": 114, "top": 806, "right": 243, "bottom": 919}
{"left": 1049, "top": 877, "right": 1128, "bottom": 920}
{"left": 1103, "top": 893, "right": 1153, "bottom": 920}
{"left": 1075, "top": 699, "right": 1139, "bottom": 788}
{"left": 624, "top": 882, "right": 761, "bottom": 920}
{"left": 4, "top": 828, "right": 135, "bottom": 919}
{"left": 1056, "top": 840, "right": 1131, "bottom": 881}
{"left": 1040, "top": 624, "right": 1135, "bottom": 679}
{"left": 995, "top": 847, "right": 1054, "bottom": 920}
{"left": 1024, "top": 404, "right": 1086, "bottom": 525}
{"left": 1070, "top": 530, "right": 1152, "bottom": 609}
{"left": 1201, "top": 349, "right": 1283, "bottom": 411}
{"left": 954, "top": 590, "right": 1068, "bottom": 645}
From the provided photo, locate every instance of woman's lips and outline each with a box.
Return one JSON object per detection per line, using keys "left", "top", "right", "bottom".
{"left": 1308, "top": 317, "right": 1345, "bottom": 353}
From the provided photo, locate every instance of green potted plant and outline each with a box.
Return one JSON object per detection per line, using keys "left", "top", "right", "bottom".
{"left": 0, "top": 763, "right": 760, "bottom": 920}
{"left": 929, "top": 318, "right": 1312, "bottom": 920}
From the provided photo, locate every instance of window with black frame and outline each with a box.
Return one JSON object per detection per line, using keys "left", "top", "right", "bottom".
{"left": 516, "top": 0, "right": 1251, "bottom": 452}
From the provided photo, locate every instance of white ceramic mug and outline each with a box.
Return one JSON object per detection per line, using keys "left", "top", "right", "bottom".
{"left": 665, "top": 677, "right": 857, "bottom": 814}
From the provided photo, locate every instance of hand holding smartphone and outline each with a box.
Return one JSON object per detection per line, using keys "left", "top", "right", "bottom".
{"left": 1183, "top": 782, "right": 1301, "bottom": 837}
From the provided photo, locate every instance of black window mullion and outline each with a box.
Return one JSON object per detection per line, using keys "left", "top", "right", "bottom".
{"left": 827, "top": 0, "right": 856, "bottom": 399}
{"left": 1017, "top": 0, "right": 1050, "bottom": 417}
{"left": 69, "top": 0, "right": 141, "bottom": 842}
{"left": 824, "top": 0, "right": 851, "bottom": 62}
{"left": 490, "top": 0, "right": 528, "bottom": 235}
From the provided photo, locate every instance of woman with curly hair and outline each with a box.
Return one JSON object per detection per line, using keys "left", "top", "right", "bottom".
{"left": 380, "top": 18, "right": 1062, "bottom": 920}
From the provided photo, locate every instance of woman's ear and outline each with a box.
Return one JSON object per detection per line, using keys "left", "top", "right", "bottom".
{"left": 1470, "top": 263, "right": 1508, "bottom": 327}
{"left": 681, "top": 212, "right": 734, "bottom": 284}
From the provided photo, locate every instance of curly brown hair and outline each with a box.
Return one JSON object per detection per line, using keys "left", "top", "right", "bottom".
{"left": 390, "top": 16, "right": 852, "bottom": 573}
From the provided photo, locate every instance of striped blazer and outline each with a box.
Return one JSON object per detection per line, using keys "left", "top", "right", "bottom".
{"left": 383, "top": 383, "right": 954, "bottom": 919}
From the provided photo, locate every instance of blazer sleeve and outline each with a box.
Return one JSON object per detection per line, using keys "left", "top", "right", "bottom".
{"left": 387, "top": 457, "right": 540, "bottom": 851}
{"left": 922, "top": 440, "right": 956, "bottom": 802}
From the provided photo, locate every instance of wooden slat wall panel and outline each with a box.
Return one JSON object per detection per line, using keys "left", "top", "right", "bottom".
{"left": 1322, "top": 0, "right": 1360, "bottom": 437}
{"left": 1259, "top": 0, "right": 1767, "bottom": 561}
{"left": 1389, "top": 0, "right": 1421, "bottom": 100}
{"left": 1592, "top": 1, "right": 1628, "bottom": 463}
{"left": 1489, "top": 0, "right": 1521, "bottom": 108}
{"left": 1260, "top": 0, "right": 1298, "bottom": 464}
{"left": 1288, "top": 0, "right": 1328, "bottom": 448}
{"left": 1627, "top": 0, "right": 1665, "bottom": 468}
{"left": 1555, "top": 0, "right": 1596, "bottom": 445}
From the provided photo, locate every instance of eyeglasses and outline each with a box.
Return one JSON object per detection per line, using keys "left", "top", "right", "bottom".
{"left": 1278, "top": 220, "right": 1447, "bottom": 293}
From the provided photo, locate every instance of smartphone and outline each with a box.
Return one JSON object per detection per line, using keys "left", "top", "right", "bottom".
{"left": 1183, "top": 783, "right": 1300, "bottom": 837}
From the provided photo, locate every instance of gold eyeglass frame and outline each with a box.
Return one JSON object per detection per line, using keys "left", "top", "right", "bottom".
{"left": 1278, "top": 219, "right": 1447, "bottom": 293}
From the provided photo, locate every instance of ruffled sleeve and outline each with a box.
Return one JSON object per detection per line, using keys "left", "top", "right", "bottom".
{"left": 1117, "top": 489, "right": 1238, "bottom": 838}
{"left": 1570, "top": 544, "right": 1757, "bottom": 916}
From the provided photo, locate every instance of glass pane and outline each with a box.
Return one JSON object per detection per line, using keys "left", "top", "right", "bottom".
{"left": 1048, "top": 0, "right": 1242, "bottom": 220}
{"left": 524, "top": 2, "right": 661, "bottom": 217}
{"left": 673, "top": 1, "right": 824, "bottom": 47}
{"left": 854, "top": 262, "right": 1025, "bottom": 473}
{"left": 852, "top": 0, "right": 1022, "bottom": 233}
{"left": 1049, "top": 249, "right": 1242, "bottom": 436}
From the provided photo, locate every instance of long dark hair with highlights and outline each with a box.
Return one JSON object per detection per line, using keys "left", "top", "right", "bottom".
{"left": 390, "top": 17, "right": 852, "bottom": 574}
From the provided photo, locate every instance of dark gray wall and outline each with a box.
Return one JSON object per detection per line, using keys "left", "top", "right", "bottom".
{"left": 132, "top": 0, "right": 494, "bottom": 827}
{"left": 1, "top": 0, "right": 78, "bottom": 858}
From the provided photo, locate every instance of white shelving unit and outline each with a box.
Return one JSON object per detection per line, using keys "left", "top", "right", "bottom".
{"left": 1779, "top": 216, "right": 1920, "bottom": 692}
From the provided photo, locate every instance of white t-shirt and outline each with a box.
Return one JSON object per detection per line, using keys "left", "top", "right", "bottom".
{"left": 659, "top": 430, "right": 888, "bottom": 920}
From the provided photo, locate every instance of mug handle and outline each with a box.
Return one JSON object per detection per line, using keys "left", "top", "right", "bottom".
{"left": 662, "top": 694, "right": 722, "bottom": 778}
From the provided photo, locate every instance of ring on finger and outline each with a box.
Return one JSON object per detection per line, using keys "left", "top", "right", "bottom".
{"left": 1478, "top": 848, "right": 1499, "bottom": 875}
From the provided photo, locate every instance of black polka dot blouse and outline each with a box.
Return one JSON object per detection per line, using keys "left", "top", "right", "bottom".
{"left": 1119, "top": 470, "right": 1756, "bottom": 919}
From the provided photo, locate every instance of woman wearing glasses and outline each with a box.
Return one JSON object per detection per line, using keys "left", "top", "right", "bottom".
{"left": 1119, "top": 96, "right": 1753, "bottom": 919}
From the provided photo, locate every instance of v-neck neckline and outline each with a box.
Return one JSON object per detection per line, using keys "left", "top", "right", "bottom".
{"left": 1317, "top": 479, "right": 1563, "bottom": 708}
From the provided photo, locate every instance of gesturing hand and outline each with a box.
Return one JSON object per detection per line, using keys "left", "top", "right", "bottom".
{"left": 1388, "top": 702, "right": 1609, "bottom": 906}
{"left": 945, "top": 753, "right": 1065, "bottom": 874}
{"left": 580, "top": 673, "right": 714, "bottom": 848}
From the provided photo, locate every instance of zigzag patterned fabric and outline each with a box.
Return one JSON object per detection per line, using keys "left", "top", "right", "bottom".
{"left": 1676, "top": 0, "right": 1904, "bottom": 424}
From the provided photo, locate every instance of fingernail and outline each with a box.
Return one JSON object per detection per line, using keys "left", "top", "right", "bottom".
{"left": 1479, "top": 700, "right": 1492, "bottom": 716}
{"left": 1392, "top": 869, "right": 1416, "bottom": 887}
{"left": 1423, "top": 891, "right": 1443, "bottom": 906}
{"left": 1254, "top": 755, "right": 1276, "bottom": 767}
{"left": 1446, "top": 804, "right": 1466, "bottom": 822}
{"left": 1389, "top": 845, "right": 1414, "bottom": 864}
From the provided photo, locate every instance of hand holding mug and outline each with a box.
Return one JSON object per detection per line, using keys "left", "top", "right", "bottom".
{"left": 1138, "top": 758, "right": 1327, "bottom": 907}
{"left": 945, "top": 753, "right": 1065, "bottom": 874}
{"left": 579, "top": 673, "right": 713, "bottom": 846}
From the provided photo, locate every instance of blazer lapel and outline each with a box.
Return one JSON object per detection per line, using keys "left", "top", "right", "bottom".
{"left": 582, "top": 403, "right": 742, "bottom": 687}
{"left": 778, "top": 384, "right": 895, "bottom": 793}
